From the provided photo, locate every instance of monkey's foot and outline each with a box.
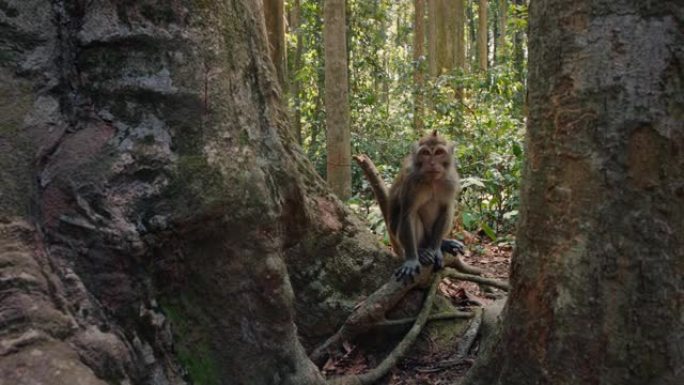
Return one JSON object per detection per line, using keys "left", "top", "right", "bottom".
{"left": 433, "top": 249, "right": 444, "bottom": 271}
{"left": 418, "top": 248, "right": 435, "bottom": 266}
{"left": 441, "top": 239, "right": 465, "bottom": 256}
{"left": 395, "top": 259, "right": 421, "bottom": 282}
{"left": 419, "top": 248, "right": 444, "bottom": 271}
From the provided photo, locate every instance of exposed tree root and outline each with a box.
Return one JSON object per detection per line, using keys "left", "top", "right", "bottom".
{"left": 374, "top": 310, "right": 473, "bottom": 328}
{"left": 444, "top": 268, "right": 510, "bottom": 292}
{"left": 310, "top": 260, "right": 436, "bottom": 366}
{"left": 416, "top": 307, "right": 483, "bottom": 373}
{"left": 327, "top": 273, "right": 443, "bottom": 385}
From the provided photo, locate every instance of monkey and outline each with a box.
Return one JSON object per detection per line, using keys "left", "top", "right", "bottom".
{"left": 388, "top": 130, "right": 461, "bottom": 282}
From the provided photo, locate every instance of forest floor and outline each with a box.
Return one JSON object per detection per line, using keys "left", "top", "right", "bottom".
{"left": 323, "top": 234, "right": 513, "bottom": 384}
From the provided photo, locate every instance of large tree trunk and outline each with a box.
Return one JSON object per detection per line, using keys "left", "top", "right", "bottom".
{"left": 464, "top": 1, "right": 683, "bottom": 384}
{"left": 324, "top": 0, "right": 352, "bottom": 200}
{"left": 0, "top": 1, "right": 393, "bottom": 384}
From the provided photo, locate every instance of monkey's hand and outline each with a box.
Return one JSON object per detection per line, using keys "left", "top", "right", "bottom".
{"left": 441, "top": 239, "right": 465, "bottom": 256}
{"left": 419, "top": 248, "right": 444, "bottom": 271}
{"left": 395, "top": 259, "right": 422, "bottom": 282}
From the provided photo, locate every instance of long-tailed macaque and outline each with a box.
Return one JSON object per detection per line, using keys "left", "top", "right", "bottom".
{"left": 389, "top": 131, "right": 460, "bottom": 282}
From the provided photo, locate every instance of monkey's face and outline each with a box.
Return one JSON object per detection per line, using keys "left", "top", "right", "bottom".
{"left": 415, "top": 144, "right": 452, "bottom": 180}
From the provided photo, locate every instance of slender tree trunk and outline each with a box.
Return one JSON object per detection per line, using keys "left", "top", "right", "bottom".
{"left": 263, "top": 0, "right": 287, "bottom": 92}
{"left": 455, "top": 0, "right": 466, "bottom": 73}
{"left": 497, "top": 0, "right": 507, "bottom": 62}
{"left": 467, "top": 0, "right": 477, "bottom": 71}
{"left": 478, "top": 0, "right": 488, "bottom": 71}
{"left": 464, "top": 1, "right": 684, "bottom": 384}
{"left": 324, "top": 0, "right": 352, "bottom": 200}
{"left": 413, "top": 0, "right": 425, "bottom": 134}
{"left": 513, "top": 0, "right": 526, "bottom": 84}
{"left": 290, "top": 0, "right": 304, "bottom": 144}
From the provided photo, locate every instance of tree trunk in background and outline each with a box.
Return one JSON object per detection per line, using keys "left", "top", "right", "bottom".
{"left": 478, "top": 0, "right": 488, "bottom": 71}
{"left": 0, "top": 1, "right": 395, "bottom": 384}
{"left": 464, "top": 1, "right": 684, "bottom": 384}
{"left": 497, "top": 0, "right": 507, "bottom": 62}
{"left": 513, "top": 0, "right": 526, "bottom": 84}
{"left": 455, "top": 0, "right": 466, "bottom": 73}
{"left": 324, "top": 0, "right": 352, "bottom": 200}
{"left": 290, "top": 0, "right": 304, "bottom": 144}
{"left": 413, "top": 0, "right": 425, "bottom": 134}
{"left": 427, "top": 0, "right": 457, "bottom": 77}
{"left": 264, "top": 0, "right": 287, "bottom": 92}
{"left": 467, "top": 0, "right": 477, "bottom": 71}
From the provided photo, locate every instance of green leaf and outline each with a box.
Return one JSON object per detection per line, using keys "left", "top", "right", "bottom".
{"left": 512, "top": 143, "right": 523, "bottom": 158}
{"left": 481, "top": 222, "right": 497, "bottom": 242}
{"left": 461, "top": 176, "right": 486, "bottom": 188}
{"left": 462, "top": 212, "right": 477, "bottom": 230}
{"left": 503, "top": 210, "right": 519, "bottom": 220}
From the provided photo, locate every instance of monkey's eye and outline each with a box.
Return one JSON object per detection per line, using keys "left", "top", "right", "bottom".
{"left": 418, "top": 148, "right": 430, "bottom": 156}
{"left": 434, "top": 148, "right": 446, "bottom": 156}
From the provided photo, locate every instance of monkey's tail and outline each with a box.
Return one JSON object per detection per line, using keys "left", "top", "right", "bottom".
{"left": 353, "top": 154, "right": 390, "bottom": 223}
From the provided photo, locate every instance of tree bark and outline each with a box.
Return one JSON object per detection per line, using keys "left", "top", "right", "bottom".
{"left": 497, "top": 0, "right": 507, "bottom": 62}
{"left": 478, "top": 0, "right": 488, "bottom": 71}
{"left": 464, "top": 1, "right": 684, "bottom": 384}
{"left": 290, "top": 0, "right": 304, "bottom": 144}
{"left": 413, "top": 0, "right": 426, "bottom": 133}
{"left": 512, "top": 0, "right": 526, "bottom": 85}
{"left": 263, "top": 0, "right": 287, "bottom": 92}
{"left": 0, "top": 1, "right": 394, "bottom": 384}
{"left": 467, "top": 0, "right": 477, "bottom": 71}
{"left": 456, "top": 0, "right": 466, "bottom": 73}
{"left": 427, "top": 0, "right": 458, "bottom": 76}
{"left": 324, "top": 0, "right": 352, "bottom": 200}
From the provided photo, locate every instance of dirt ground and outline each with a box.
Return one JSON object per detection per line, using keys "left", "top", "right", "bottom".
{"left": 322, "top": 234, "right": 513, "bottom": 384}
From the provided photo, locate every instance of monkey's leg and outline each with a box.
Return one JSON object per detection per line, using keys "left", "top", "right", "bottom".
{"left": 425, "top": 207, "right": 452, "bottom": 271}
{"left": 394, "top": 214, "right": 424, "bottom": 282}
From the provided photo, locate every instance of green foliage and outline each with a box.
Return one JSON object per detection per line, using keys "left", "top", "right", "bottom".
{"left": 287, "top": 0, "right": 527, "bottom": 238}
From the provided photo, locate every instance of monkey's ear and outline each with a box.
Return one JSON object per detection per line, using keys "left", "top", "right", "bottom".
{"left": 447, "top": 141, "right": 456, "bottom": 155}
{"left": 431, "top": 129, "right": 438, "bottom": 137}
